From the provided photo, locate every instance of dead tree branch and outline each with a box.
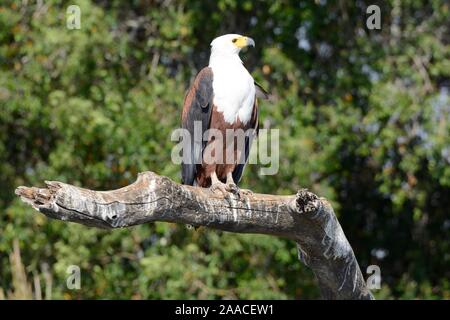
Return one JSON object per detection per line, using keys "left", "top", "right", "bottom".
{"left": 15, "top": 171, "right": 373, "bottom": 300}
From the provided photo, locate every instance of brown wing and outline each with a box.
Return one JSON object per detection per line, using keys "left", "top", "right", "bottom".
{"left": 232, "top": 99, "right": 259, "bottom": 184}
{"left": 181, "top": 67, "right": 214, "bottom": 185}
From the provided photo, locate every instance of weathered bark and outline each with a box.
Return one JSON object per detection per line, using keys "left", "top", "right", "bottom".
{"left": 15, "top": 171, "right": 374, "bottom": 300}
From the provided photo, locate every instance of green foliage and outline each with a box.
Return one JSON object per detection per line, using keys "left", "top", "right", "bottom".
{"left": 0, "top": 0, "right": 448, "bottom": 299}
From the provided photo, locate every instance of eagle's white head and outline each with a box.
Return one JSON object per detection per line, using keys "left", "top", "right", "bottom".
{"left": 210, "top": 34, "right": 255, "bottom": 58}
{"left": 208, "top": 34, "right": 256, "bottom": 125}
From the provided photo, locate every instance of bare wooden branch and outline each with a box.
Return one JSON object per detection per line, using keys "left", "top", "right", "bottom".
{"left": 15, "top": 171, "right": 374, "bottom": 300}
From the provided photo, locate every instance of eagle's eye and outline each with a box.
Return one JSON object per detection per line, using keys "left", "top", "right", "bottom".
{"left": 232, "top": 38, "right": 237, "bottom": 43}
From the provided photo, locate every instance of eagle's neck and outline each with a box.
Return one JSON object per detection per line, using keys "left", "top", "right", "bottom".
{"left": 209, "top": 51, "right": 243, "bottom": 65}
{"left": 208, "top": 53, "right": 255, "bottom": 125}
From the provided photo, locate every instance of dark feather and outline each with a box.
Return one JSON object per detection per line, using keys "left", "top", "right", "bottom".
{"left": 232, "top": 100, "right": 259, "bottom": 184}
{"left": 181, "top": 67, "right": 214, "bottom": 185}
{"left": 255, "top": 81, "right": 269, "bottom": 100}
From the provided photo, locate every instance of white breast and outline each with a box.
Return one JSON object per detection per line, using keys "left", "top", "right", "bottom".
{"left": 209, "top": 57, "right": 255, "bottom": 125}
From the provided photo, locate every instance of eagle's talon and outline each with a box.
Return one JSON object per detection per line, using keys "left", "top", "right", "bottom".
{"left": 226, "top": 183, "right": 240, "bottom": 196}
{"left": 210, "top": 182, "right": 229, "bottom": 196}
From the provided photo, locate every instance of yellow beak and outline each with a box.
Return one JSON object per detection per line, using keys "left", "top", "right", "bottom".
{"left": 234, "top": 36, "right": 255, "bottom": 48}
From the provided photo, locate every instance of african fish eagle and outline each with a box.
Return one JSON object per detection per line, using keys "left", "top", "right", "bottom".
{"left": 181, "top": 34, "right": 268, "bottom": 195}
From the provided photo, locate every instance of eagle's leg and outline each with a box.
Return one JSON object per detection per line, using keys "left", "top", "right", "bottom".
{"left": 226, "top": 172, "right": 254, "bottom": 197}
{"left": 210, "top": 171, "right": 229, "bottom": 196}
{"left": 225, "top": 172, "right": 240, "bottom": 195}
